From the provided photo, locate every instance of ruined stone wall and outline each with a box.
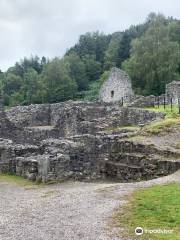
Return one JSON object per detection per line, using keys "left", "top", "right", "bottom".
{"left": 0, "top": 139, "right": 16, "bottom": 174}
{"left": 0, "top": 139, "right": 41, "bottom": 178}
{"left": 0, "top": 128, "right": 179, "bottom": 183}
{"left": 166, "top": 81, "right": 180, "bottom": 104}
{"left": 2, "top": 100, "right": 176, "bottom": 183}
{"left": 53, "top": 105, "right": 165, "bottom": 137}
{"left": 128, "top": 94, "right": 169, "bottom": 108}
{"left": 99, "top": 68, "right": 134, "bottom": 103}
{"left": 6, "top": 101, "right": 165, "bottom": 141}
{"left": 5, "top": 133, "right": 179, "bottom": 183}
{"left": 6, "top": 104, "right": 51, "bottom": 127}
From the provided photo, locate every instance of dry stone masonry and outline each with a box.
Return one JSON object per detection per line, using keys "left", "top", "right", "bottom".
{"left": 1, "top": 98, "right": 179, "bottom": 183}
{"left": 99, "top": 67, "right": 134, "bottom": 103}
{"left": 0, "top": 68, "right": 180, "bottom": 182}
{"left": 129, "top": 81, "right": 180, "bottom": 108}
{"left": 166, "top": 81, "right": 180, "bottom": 104}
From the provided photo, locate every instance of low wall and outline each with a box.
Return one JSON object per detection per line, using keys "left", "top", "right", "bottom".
{"left": 128, "top": 94, "right": 169, "bottom": 108}
{"left": 6, "top": 104, "right": 51, "bottom": 127}
{"left": 1, "top": 133, "right": 180, "bottom": 183}
{"left": 6, "top": 101, "right": 165, "bottom": 142}
{"left": 6, "top": 101, "right": 165, "bottom": 127}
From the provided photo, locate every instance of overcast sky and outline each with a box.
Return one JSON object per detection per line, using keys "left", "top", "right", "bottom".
{"left": 0, "top": 0, "right": 180, "bottom": 71}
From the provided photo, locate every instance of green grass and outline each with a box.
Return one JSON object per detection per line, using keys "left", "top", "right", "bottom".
{"left": 142, "top": 105, "right": 180, "bottom": 135}
{"left": 0, "top": 174, "right": 42, "bottom": 187}
{"left": 115, "top": 183, "right": 180, "bottom": 240}
{"left": 143, "top": 117, "right": 180, "bottom": 135}
{"left": 175, "top": 142, "right": 180, "bottom": 150}
{"left": 145, "top": 105, "right": 179, "bottom": 118}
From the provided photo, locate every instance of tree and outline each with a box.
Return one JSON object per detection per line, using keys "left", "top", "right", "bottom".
{"left": 23, "top": 68, "right": 39, "bottom": 104}
{"left": 2, "top": 73, "right": 23, "bottom": 105}
{"left": 82, "top": 55, "right": 102, "bottom": 81}
{"left": 64, "top": 53, "right": 88, "bottom": 91}
{"left": 104, "top": 32, "right": 123, "bottom": 70}
{"left": 169, "top": 20, "right": 180, "bottom": 74}
{"left": 7, "top": 56, "right": 44, "bottom": 78}
{"left": 123, "top": 14, "right": 180, "bottom": 95}
{"left": 41, "top": 58, "right": 77, "bottom": 103}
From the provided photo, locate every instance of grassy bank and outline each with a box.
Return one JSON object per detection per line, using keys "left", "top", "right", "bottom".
{"left": 145, "top": 105, "right": 179, "bottom": 118}
{"left": 0, "top": 174, "right": 42, "bottom": 187}
{"left": 115, "top": 183, "right": 180, "bottom": 240}
{"left": 143, "top": 117, "right": 180, "bottom": 135}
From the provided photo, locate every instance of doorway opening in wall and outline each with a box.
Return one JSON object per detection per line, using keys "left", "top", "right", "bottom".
{"left": 111, "top": 90, "right": 114, "bottom": 98}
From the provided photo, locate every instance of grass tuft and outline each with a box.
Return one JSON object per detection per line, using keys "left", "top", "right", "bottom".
{"left": 144, "top": 105, "right": 180, "bottom": 118}
{"left": 0, "top": 174, "right": 42, "bottom": 187}
{"left": 175, "top": 142, "right": 180, "bottom": 149}
{"left": 143, "top": 117, "right": 180, "bottom": 135}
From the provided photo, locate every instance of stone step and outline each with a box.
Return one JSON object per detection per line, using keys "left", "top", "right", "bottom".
{"left": 105, "top": 139, "right": 180, "bottom": 158}
{"left": 109, "top": 152, "right": 147, "bottom": 166}
{"left": 157, "top": 159, "right": 180, "bottom": 172}
{"left": 105, "top": 161, "right": 143, "bottom": 181}
{"left": 110, "top": 149, "right": 179, "bottom": 164}
{"left": 106, "top": 161, "right": 142, "bottom": 169}
{"left": 110, "top": 151, "right": 180, "bottom": 167}
{"left": 105, "top": 155, "right": 180, "bottom": 181}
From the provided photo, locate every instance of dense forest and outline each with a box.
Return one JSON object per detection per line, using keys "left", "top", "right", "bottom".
{"left": 0, "top": 13, "right": 180, "bottom": 106}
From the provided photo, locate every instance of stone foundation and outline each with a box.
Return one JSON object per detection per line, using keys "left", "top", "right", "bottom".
{"left": 0, "top": 100, "right": 179, "bottom": 183}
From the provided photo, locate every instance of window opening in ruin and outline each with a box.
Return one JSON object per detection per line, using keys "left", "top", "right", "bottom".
{"left": 111, "top": 90, "right": 114, "bottom": 98}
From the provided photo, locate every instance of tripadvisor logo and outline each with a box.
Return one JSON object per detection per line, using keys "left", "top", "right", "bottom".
{"left": 135, "top": 227, "right": 173, "bottom": 236}
{"left": 135, "top": 227, "right": 143, "bottom": 235}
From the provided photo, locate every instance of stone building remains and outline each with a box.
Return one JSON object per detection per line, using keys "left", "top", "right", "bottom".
{"left": 166, "top": 81, "right": 180, "bottom": 104}
{"left": 0, "top": 68, "right": 180, "bottom": 183}
{"left": 0, "top": 99, "right": 179, "bottom": 183}
{"left": 99, "top": 67, "right": 134, "bottom": 103}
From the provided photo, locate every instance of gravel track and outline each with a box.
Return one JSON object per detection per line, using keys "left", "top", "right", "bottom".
{"left": 0, "top": 171, "right": 180, "bottom": 240}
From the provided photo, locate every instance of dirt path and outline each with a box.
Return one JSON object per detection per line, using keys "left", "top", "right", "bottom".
{"left": 0, "top": 171, "right": 180, "bottom": 240}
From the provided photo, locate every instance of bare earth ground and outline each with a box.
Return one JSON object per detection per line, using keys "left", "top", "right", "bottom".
{"left": 0, "top": 171, "right": 180, "bottom": 240}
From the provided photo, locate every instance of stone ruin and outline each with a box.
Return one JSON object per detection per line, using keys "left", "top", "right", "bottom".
{"left": 0, "top": 68, "right": 179, "bottom": 183}
{"left": 166, "top": 81, "right": 180, "bottom": 104}
{"left": 128, "top": 81, "right": 180, "bottom": 108}
{"left": 98, "top": 67, "right": 180, "bottom": 108}
{"left": 0, "top": 98, "right": 180, "bottom": 183}
{"left": 99, "top": 67, "right": 134, "bottom": 103}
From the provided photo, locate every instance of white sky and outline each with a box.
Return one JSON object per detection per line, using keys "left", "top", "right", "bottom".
{"left": 0, "top": 0, "right": 180, "bottom": 70}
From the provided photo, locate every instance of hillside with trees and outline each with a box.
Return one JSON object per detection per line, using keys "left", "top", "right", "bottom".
{"left": 0, "top": 13, "right": 180, "bottom": 106}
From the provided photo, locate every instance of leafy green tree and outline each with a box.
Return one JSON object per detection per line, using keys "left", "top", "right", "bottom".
{"left": 64, "top": 53, "right": 88, "bottom": 90}
{"left": 7, "top": 56, "right": 46, "bottom": 79}
{"left": 21, "top": 56, "right": 43, "bottom": 74}
{"left": 123, "top": 14, "right": 180, "bottom": 95}
{"left": 117, "top": 25, "right": 146, "bottom": 68}
{"left": 41, "top": 58, "right": 77, "bottom": 103}
{"left": 82, "top": 55, "right": 102, "bottom": 81}
{"left": 1, "top": 13, "right": 180, "bottom": 106}
{"left": 23, "top": 68, "right": 39, "bottom": 104}
{"left": 104, "top": 32, "right": 123, "bottom": 70}
{"left": 169, "top": 20, "right": 180, "bottom": 73}
{"left": 67, "top": 32, "right": 110, "bottom": 62}
{"left": 83, "top": 71, "right": 109, "bottom": 101}
{"left": 0, "top": 70, "right": 4, "bottom": 87}
{"left": 2, "top": 73, "right": 23, "bottom": 105}
{"left": 169, "top": 21, "right": 180, "bottom": 44}
{"left": 3, "top": 73, "right": 23, "bottom": 95}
